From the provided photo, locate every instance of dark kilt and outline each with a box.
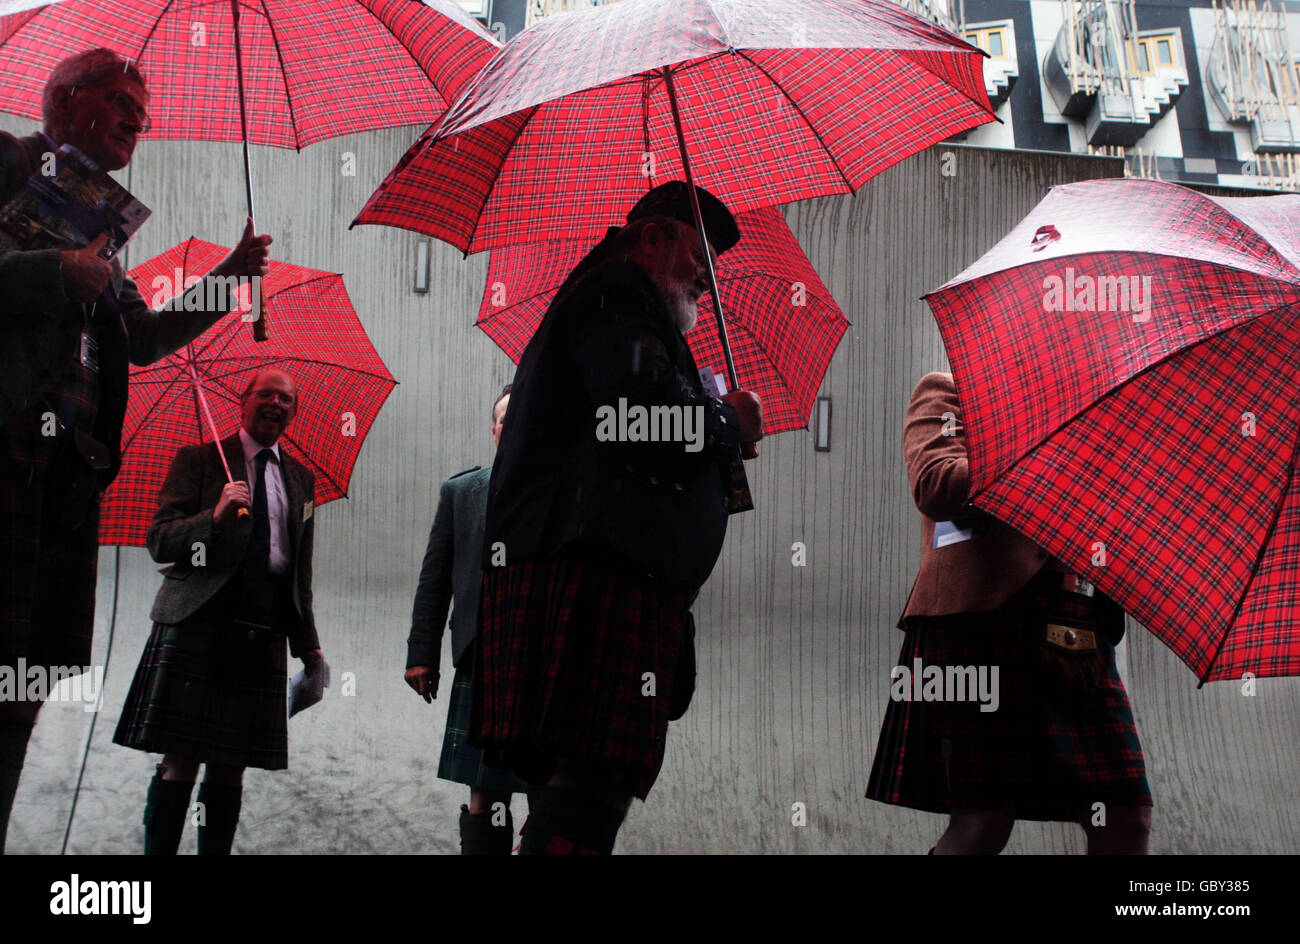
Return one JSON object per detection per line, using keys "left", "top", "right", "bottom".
{"left": 866, "top": 572, "right": 1152, "bottom": 822}
{"left": 113, "top": 606, "right": 290, "bottom": 770}
{"left": 1, "top": 377, "right": 101, "bottom": 674}
{"left": 470, "top": 555, "right": 690, "bottom": 801}
{"left": 437, "top": 654, "right": 531, "bottom": 793}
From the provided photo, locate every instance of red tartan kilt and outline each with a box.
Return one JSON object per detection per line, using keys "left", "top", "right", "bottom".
{"left": 866, "top": 572, "right": 1152, "bottom": 821}
{"left": 469, "top": 555, "right": 690, "bottom": 800}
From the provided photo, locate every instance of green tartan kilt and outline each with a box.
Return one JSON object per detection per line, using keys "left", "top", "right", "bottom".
{"left": 113, "top": 608, "right": 289, "bottom": 771}
{"left": 438, "top": 656, "right": 530, "bottom": 793}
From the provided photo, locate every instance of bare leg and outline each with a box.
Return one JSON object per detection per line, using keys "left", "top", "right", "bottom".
{"left": 159, "top": 753, "right": 199, "bottom": 782}
{"left": 468, "top": 787, "right": 512, "bottom": 815}
{"left": 1084, "top": 804, "right": 1151, "bottom": 855}
{"left": 934, "top": 809, "right": 1015, "bottom": 854}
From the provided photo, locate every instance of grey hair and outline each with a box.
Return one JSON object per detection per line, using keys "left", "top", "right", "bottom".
{"left": 43, "top": 48, "right": 148, "bottom": 127}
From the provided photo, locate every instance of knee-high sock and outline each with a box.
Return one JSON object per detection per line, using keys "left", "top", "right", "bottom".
{"left": 196, "top": 782, "right": 242, "bottom": 855}
{"left": 518, "top": 785, "right": 626, "bottom": 856}
{"left": 0, "top": 717, "right": 36, "bottom": 854}
{"left": 143, "top": 767, "right": 195, "bottom": 855}
{"left": 459, "top": 804, "right": 515, "bottom": 855}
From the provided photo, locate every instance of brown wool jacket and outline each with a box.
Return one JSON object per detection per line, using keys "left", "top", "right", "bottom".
{"left": 897, "top": 371, "right": 1052, "bottom": 625}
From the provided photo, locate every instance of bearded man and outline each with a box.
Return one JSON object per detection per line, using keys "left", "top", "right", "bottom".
{"left": 470, "top": 181, "right": 762, "bottom": 854}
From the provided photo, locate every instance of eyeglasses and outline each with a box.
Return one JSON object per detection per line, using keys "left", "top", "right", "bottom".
{"left": 250, "top": 389, "right": 296, "bottom": 407}
{"left": 101, "top": 88, "right": 152, "bottom": 135}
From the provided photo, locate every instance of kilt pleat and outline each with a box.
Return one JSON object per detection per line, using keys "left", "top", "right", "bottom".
{"left": 113, "top": 612, "right": 289, "bottom": 770}
{"left": 436, "top": 656, "right": 531, "bottom": 793}
{"left": 866, "top": 580, "right": 1152, "bottom": 821}
{"left": 470, "top": 555, "right": 689, "bottom": 800}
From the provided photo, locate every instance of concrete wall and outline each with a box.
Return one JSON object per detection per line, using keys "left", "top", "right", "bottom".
{"left": 5, "top": 115, "right": 1297, "bottom": 854}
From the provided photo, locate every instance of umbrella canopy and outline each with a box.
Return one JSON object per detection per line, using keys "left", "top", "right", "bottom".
{"left": 99, "top": 238, "right": 397, "bottom": 545}
{"left": 354, "top": 0, "right": 993, "bottom": 253}
{"left": 479, "top": 206, "right": 848, "bottom": 435}
{"left": 924, "top": 177, "right": 1300, "bottom": 682}
{"left": 0, "top": 0, "right": 500, "bottom": 149}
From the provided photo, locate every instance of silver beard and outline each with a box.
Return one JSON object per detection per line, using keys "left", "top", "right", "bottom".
{"left": 664, "top": 276, "right": 700, "bottom": 334}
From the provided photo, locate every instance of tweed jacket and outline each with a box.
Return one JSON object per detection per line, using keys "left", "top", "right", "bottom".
{"left": 898, "top": 371, "right": 1055, "bottom": 622}
{"left": 408, "top": 465, "right": 489, "bottom": 670}
{"left": 484, "top": 257, "right": 741, "bottom": 595}
{"left": 146, "top": 433, "right": 319, "bottom": 656}
{"left": 0, "top": 131, "right": 235, "bottom": 432}
{"left": 898, "top": 371, "right": 1125, "bottom": 640}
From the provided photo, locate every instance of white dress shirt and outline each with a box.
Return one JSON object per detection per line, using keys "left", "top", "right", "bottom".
{"left": 238, "top": 428, "right": 290, "bottom": 575}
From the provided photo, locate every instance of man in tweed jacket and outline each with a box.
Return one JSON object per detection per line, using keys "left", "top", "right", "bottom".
{"left": 113, "top": 367, "right": 324, "bottom": 854}
{"left": 406, "top": 384, "right": 529, "bottom": 854}
{"left": 0, "top": 48, "right": 272, "bottom": 853}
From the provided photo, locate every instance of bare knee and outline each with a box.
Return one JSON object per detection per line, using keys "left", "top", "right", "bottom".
{"left": 1085, "top": 804, "right": 1151, "bottom": 854}
{"left": 159, "top": 755, "right": 199, "bottom": 782}
{"left": 469, "top": 788, "right": 512, "bottom": 815}
{"left": 936, "top": 810, "right": 1015, "bottom": 854}
{"left": 201, "top": 763, "right": 245, "bottom": 787}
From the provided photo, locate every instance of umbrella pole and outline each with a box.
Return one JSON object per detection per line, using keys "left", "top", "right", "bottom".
{"left": 187, "top": 358, "right": 251, "bottom": 518}
{"left": 230, "top": 0, "right": 268, "bottom": 343}
{"left": 662, "top": 67, "right": 740, "bottom": 392}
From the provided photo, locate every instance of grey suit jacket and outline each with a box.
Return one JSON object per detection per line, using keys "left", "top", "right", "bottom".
{"left": 0, "top": 130, "right": 236, "bottom": 426}
{"left": 408, "top": 466, "right": 489, "bottom": 670}
{"left": 146, "top": 433, "right": 320, "bottom": 656}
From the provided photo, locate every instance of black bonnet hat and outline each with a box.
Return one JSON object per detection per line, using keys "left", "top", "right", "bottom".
{"left": 625, "top": 180, "right": 740, "bottom": 255}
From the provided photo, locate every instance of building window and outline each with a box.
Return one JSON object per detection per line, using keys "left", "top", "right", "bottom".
{"left": 966, "top": 24, "right": 1012, "bottom": 60}
{"left": 1134, "top": 32, "right": 1179, "bottom": 76}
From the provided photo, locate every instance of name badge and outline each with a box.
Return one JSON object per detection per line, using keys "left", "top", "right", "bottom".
{"left": 933, "top": 518, "right": 984, "bottom": 549}
{"left": 303, "top": 500, "right": 313, "bottom": 522}
{"left": 79, "top": 331, "right": 99, "bottom": 374}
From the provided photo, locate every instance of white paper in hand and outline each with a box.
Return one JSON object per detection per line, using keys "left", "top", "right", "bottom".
{"left": 289, "top": 660, "right": 330, "bottom": 718}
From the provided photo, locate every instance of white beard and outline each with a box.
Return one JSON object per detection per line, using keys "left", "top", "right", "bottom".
{"left": 664, "top": 277, "right": 699, "bottom": 334}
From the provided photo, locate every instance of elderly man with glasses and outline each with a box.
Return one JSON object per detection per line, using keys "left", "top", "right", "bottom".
{"left": 0, "top": 47, "right": 273, "bottom": 853}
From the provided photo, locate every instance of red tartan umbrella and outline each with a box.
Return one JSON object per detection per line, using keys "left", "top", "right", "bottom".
{"left": 98, "top": 238, "right": 397, "bottom": 545}
{"left": 0, "top": 0, "right": 499, "bottom": 149}
{"left": 1, "top": 0, "right": 500, "bottom": 341}
{"left": 353, "top": 0, "right": 993, "bottom": 389}
{"left": 356, "top": 0, "right": 992, "bottom": 252}
{"left": 924, "top": 177, "right": 1300, "bottom": 682}
{"left": 479, "top": 206, "right": 848, "bottom": 435}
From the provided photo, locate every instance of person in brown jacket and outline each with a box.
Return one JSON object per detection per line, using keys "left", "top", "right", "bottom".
{"left": 866, "top": 371, "right": 1153, "bottom": 853}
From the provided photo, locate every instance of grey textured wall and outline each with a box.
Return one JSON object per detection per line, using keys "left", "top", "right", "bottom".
{"left": 5, "top": 115, "right": 1297, "bottom": 854}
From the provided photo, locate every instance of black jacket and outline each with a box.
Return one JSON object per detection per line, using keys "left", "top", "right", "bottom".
{"left": 484, "top": 257, "right": 741, "bottom": 594}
